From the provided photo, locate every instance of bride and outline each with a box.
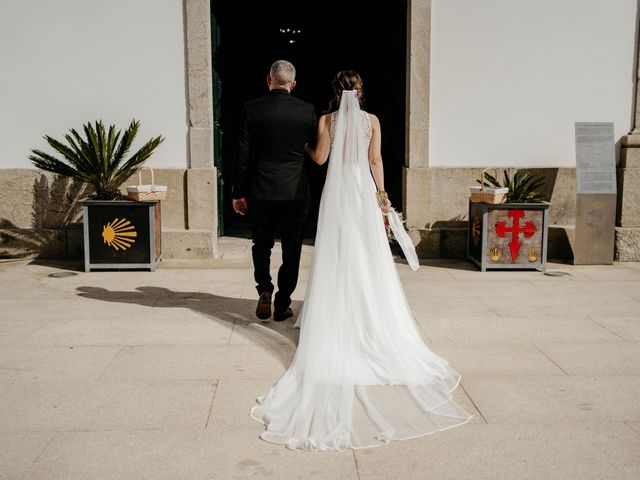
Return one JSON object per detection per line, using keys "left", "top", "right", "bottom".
{"left": 250, "top": 70, "right": 472, "bottom": 451}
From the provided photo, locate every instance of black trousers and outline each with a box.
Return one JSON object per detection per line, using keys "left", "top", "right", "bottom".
{"left": 251, "top": 199, "right": 309, "bottom": 313}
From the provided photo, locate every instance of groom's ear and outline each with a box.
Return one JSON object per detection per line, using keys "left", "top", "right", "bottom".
{"left": 290, "top": 80, "right": 297, "bottom": 91}
{"left": 266, "top": 75, "right": 272, "bottom": 88}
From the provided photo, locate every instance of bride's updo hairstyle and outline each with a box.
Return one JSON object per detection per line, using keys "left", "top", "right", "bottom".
{"left": 326, "top": 70, "right": 364, "bottom": 112}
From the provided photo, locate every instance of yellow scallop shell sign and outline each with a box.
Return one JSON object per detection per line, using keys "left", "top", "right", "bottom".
{"left": 102, "top": 218, "right": 137, "bottom": 250}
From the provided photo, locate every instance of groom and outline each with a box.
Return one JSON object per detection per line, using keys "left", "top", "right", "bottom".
{"left": 232, "top": 60, "right": 317, "bottom": 322}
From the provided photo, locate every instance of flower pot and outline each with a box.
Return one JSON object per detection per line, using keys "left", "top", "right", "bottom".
{"left": 81, "top": 199, "right": 161, "bottom": 272}
{"left": 467, "top": 200, "right": 550, "bottom": 271}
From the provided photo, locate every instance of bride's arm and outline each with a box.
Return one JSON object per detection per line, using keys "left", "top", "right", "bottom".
{"left": 304, "top": 114, "right": 331, "bottom": 165}
{"left": 368, "top": 114, "right": 391, "bottom": 213}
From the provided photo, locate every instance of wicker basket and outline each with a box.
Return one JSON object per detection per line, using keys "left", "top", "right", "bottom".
{"left": 470, "top": 168, "right": 508, "bottom": 204}
{"left": 126, "top": 168, "right": 167, "bottom": 201}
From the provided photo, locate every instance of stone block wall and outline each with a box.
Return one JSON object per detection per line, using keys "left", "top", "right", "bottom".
{"left": 617, "top": 135, "right": 640, "bottom": 261}
{"left": 404, "top": 167, "right": 577, "bottom": 261}
{"left": 0, "top": 168, "right": 218, "bottom": 260}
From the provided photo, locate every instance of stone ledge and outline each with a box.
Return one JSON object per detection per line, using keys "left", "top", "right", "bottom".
{"left": 161, "top": 228, "right": 218, "bottom": 259}
{"left": 0, "top": 227, "right": 219, "bottom": 261}
{"left": 0, "top": 227, "right": 81, "bottom": 259}
{"left": 621, "top": 133, "right": 640, "bottom": 147}
{"left": 408, "top": 225, "right": 575, "bottom": 261}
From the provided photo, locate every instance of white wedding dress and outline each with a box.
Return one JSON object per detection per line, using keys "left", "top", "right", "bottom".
{"left": 250, "top": 91, "right": 472, "bottom": 451}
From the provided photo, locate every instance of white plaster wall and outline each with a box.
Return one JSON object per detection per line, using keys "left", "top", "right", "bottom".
{"left": 0, "top": 0, "right": 187, "bottom": 169}
{"left": 430, "top": 0, "right": 637, "bottom": 167}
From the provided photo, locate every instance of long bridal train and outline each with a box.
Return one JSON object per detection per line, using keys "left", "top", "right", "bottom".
{"left": 250, "top": 91, "right": 472, "bottom": 451}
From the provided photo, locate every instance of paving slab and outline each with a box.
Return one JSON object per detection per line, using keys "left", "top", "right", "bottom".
{"left": 227, "top": 317, "right": 301, "bottom": 349}
{"left": 355, "top": 422, "right": 640, "bottom": 480}
{"left": 98, "top": 344, "right": 289, "bottom": 382}
{"left": 407, "top": 297, "right": 498, "bottom": 320}
{"left": 430, "top": 342, "right": 566, "bottom": 376}
{"left": 1, "top": 246, "right": 640, "bottom": 479}
{"left": 0, "top": 346, "right": 120, "bottom": 381}
{"left": 483, "top": 293, "right": 640, "bottom": 318}
{"left": 24, "top": 315, "right": 233, "bottom": 346}
{"left": 574, "top": 266, "right": 640, "bottom": 281}
{"left": 0, "top": 298, "right": 107, "bottom": 321}
{"left": 0, "top": 432, "right": 54, "bottom": 480}
{"left": 528, "top": 279, "right": 640, "bottom": 300}
{"left": 418, "top": 313, "right": 622, "bottom": 343}
{"left": 402, "top": 279, "right": 549, "bottom": 300}
{"left": 213, "top": 344, "right": 289, "bottom": 380}
{"left": 588, "top": 315, "right": 640, "bottom": 341}
{"left": 206, "top": 377, "right": 279, "bottom": 434}
{"left": 534, "top": 341, "right": 640, "bottom": 375}
{"left": 0, "top": 333, "right": 35, "bottom": 347}
{"left": 0, "top": 380, "right": 216, "bottom": 432}
{"left": 98, "top": 345, "right": 221, "bottom": 381}
{"left": 463, "top": 375, "right": 640, "bottom": 423}
{"left": 22, "top": 429, "right": 359, "bottom": 480}
{"left": 626, "top": 421, "right": 640, "bottom": 438}
{"left": 0, "top": 319, "right": 47, "bottom": 336}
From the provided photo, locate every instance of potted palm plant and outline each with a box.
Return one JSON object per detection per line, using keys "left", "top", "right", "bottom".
{"left": 467, "top": 169, "right": 550, "bottom": 271}
{"left": 29, "top": 120, "right": 165, "bottom": 271}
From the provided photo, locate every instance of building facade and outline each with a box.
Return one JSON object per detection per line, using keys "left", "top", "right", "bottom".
{"left": 1, "top": 0, "right": 638, "bottom": 260}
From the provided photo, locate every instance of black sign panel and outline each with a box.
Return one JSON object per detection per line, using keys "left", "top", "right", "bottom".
{"left": 87, "top": 204, "right": 151, "bottom": 264}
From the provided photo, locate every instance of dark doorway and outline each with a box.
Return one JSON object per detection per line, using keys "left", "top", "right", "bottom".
{"left": 211, "top": 0, "right": 407, "bottom": 236}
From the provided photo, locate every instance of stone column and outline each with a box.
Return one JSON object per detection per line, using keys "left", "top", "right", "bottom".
{"left": 162, "top": 0, "right": 217, "bottom": 259}
{"left": 403, "top": 0, "right": 439, "bottom": 256}
{"left": 185, "top": 0, "right": 214, "bottom": 170}
{"left": 616, "top": 20, "right": 640, "bottom": 261}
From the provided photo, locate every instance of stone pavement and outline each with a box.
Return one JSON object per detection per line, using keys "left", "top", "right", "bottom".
{"left": 1, "top": 237, "right": 639, "bottom": 480}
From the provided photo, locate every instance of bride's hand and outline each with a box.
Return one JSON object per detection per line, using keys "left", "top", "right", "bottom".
{"left": 376, "top": 190, "right": 391, "bottom": 214}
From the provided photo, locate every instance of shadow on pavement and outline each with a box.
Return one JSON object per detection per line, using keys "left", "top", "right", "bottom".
{"left": 76, "top": 286, "right": 301, "bottom": 369}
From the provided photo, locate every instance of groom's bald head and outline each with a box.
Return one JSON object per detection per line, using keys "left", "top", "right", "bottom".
{"left": 268, "top": 60, "right": 296, "bottom": 91}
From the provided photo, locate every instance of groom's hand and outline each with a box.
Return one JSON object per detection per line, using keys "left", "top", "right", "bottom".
{"left": 233, "top": 198, "right": 248, "bottom": 216}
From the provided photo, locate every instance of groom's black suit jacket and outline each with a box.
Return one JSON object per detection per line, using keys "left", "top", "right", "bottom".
{"left": 232, "top": 89, "right": 317, "bottom": 201}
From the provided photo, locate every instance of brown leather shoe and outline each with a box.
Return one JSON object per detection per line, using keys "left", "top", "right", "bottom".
{"left": 273, "top": 307, "right": 293, "bottom": 322}
{"left": 255, "top": 292, "right": 272, "bottom": 320}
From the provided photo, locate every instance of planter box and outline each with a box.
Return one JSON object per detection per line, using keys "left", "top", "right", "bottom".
{"left": 467, "top": 200, "right": 550, "bottom": 271}
{"left": 81, "top": 199, "right": 161, "bottom": 272}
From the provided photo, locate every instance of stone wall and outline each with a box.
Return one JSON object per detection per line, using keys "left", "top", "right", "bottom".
{"left": 617, "top": 135, "right": 640, "bottom": 261}
{"left": 0, "top": 169, "right": 217, "bottom": 260}
{"left": 405, "top": 167, "right": 577, "bottom": 261}
{"left": 4, "top": 164, "right": 635, "bottom": 262}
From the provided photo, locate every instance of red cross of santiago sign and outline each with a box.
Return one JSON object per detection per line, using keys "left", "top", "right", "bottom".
{"left": 495, "top": 209, "right": 536, "bottom": 263}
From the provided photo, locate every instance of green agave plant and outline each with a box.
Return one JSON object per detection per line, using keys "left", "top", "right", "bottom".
{"left": 29, "top": 120, "right": 164, "bottom": 200}
{"left": 480, "top": 169, "right": 546, "bottom": 203}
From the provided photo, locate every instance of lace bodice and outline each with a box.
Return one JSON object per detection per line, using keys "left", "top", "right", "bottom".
{"left": 329, "top": 110, "right": 373, "bottom": 147}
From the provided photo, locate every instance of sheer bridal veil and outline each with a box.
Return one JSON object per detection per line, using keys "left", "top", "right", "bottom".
{"left": 250, "top": 90, "right": 472, "bottom": 451}
{"left": 326, "top": 90, "right": 419, "bottom": 271}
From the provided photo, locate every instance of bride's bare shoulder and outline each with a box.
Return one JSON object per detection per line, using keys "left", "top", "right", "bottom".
{"left": 367, "top": 113, "right": 381, "bottom": 129}
{"left": 318, "top": 113, "right": 331, "bottom": 129}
